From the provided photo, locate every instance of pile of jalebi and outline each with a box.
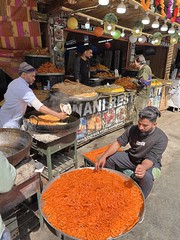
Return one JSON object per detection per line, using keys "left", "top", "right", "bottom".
{"left": 42, "top": 168, "right": 144, "bottom": 240}
{"left": 37, "top": 62, "right": 64, "bottom": 73}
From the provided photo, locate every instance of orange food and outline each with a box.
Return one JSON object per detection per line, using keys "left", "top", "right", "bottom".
{"left": 42, "top": 168, "right": 144, "bottom": 240}
{"left": 83, "top": 145, "right": 122, "bottom": 163}
{"left": 37, "top": 62, "right": 64, "bottom": 73}
{"left": 38, "top": 114, "right": 60, "bottom": 122}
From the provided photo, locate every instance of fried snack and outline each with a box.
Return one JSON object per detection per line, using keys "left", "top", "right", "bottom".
{"left": 38, "top": 115, "right": 60, "bottom": 122}
{"left": 27, "top": 116, "right": 67, "bottom": 126}
{"left": 95, "top": 84, "right": 124, "bottom": 93}
{"left": 115, "top": 77, "right": 137, "bottom": 90}
{"left": 52, "top": 79, "right": 97, "bottom": 98}
{"left": 37, "top": 62, "right": 64, "bottom": 74}
{"left": 95, "top": 64, "right": 109, "bottom": 71}
{"left": 96, "top": 71, "right": 115, "bottom": 78}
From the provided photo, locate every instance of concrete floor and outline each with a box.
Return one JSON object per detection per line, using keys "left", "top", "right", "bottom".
{"left": 26, "top": 110, "right": 180, "bottom": 240}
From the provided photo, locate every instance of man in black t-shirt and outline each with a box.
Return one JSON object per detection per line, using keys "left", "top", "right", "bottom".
{"left": 95, "top": 106, "right": 168, "bottom": 199}
{"left": 73, "top": 45, "right": 93, "bottom": 86}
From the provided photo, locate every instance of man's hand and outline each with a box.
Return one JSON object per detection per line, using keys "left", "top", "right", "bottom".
{"left": 95, "top": 157, "right": 106, "bottom": 171}
{"left": 57, "top": 112, "right": 67, "bottom": 120}
{"left": 135, "top": 164, "right": 146, "bottom": 178}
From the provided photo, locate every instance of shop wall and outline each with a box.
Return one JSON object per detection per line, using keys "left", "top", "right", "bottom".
{"left": 135, "top": 45, "right": 168, "bottom": 79}
{"left": 0, "top": 0, "right": 42, "bottom": 79}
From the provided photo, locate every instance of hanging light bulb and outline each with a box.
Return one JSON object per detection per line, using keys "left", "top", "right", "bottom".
{"left": 142, "top": 12, "right": 150, "bottom": 25}
{"left": 116, "top": 0, "right": 126, "bottom": 14}
{"left": 138, "top": 35, "right": 147, "bottom": 43}
{"left": 160, "top": 20, "right": 168, "bottom": 32}
{"left": 85, "top": 18, "right": 90, "bottom": 30}
{"left": 168, "top": 24, "right": 175, "bottom": 34}
{"left": 107, "top": 24, "right": 112, "bottom": 31}
{"left": 121, "top": 29, "right": 125, "bottom": 37}
{"left": 98, "top": 0, "right": 109, "bottom": 5}
{"left": 152, "top": 16, "right": 159, "bottom": 29}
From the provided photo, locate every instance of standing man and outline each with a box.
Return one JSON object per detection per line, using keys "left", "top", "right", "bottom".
{"left": 0, "top": 151, "right": 16, "bottom": 240}
{"left": 73, "top": 45, "right": 93, "bottom": 86}
{"left": 133, "top": 54, "right": 152, "bottom": 124}
{"left": 95, "top": 106, "right": 168, "bottom": 199}
{"left": 0, "top": 62, "right": 67, "bottom": 128}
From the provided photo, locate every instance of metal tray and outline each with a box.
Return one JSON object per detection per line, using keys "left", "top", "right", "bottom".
{"left": 25, "top": 54, "right": 51, "bottom": 58}
{"left": 36, "top": 73, "right": 64, "bottom": 76}
{"left": 23, "top": 112, "right": 80, "bottom": 133}
{"left": 40, "top": 167, "right": 145, "bottom": 240}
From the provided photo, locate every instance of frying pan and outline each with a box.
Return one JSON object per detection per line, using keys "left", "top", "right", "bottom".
{"left": 40, "top": 167, "right": 145, "bottom": 240}
{"left": 23, "top": 111, "right": 80, "bottom": 133}
{"left": 0, "top": 128, "right": 32, "bottom": 166}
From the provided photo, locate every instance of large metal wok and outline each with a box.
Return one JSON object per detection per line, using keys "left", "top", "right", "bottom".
{"left": 40, "top": 168, "right": 145, "bottom": 240}
{"left": 0, "top": 128, "right": 32, "bottom": 166}
{"left": 23, "top": 111, "right": 80, "bottom": 133}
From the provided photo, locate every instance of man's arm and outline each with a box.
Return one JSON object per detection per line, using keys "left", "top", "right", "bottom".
{"left": 95, "top": 140, "right": 122, "bottom": 170}
{"left": 0, "top": 152, "right": 16, "bottom": 193}
{"left": 73, "top": 57, "right": 81, "bottom": 82}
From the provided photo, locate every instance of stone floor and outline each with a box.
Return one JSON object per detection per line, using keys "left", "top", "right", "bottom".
{"left": 4, "top": 109, "right": 180, "bottom": 240}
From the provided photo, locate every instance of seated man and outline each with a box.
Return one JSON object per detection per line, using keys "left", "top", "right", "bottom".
{"left": 95, "top": 106, "right": 168, "bottom": 199}
{"left": 0, "top": 151, "right": 16, "bottom": 240}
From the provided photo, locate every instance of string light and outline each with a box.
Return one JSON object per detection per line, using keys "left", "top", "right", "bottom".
{"left": 98, "top": 0, "right": 109, "bottom": 6}
{"left": 142, "top": 12, "right": 150, "bottom": 25}
{"left": 152, "top": 16, "right": 160, "bottom": 29}
{"left": 116, "top": 0, "right": 126, "bottom": 14}
{"left": 121, "top": 29, "right": 125, "bottom": 37}
{"left": 168, "top": 24, "right": 175, "bottom": 34}
{"left": 160, "top": 20, "right": 168, "bottom": 32}
{"left": 85, "top": 18, "right": 90, "bottom": 29}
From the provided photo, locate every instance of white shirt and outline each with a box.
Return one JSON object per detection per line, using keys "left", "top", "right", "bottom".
{"left": 0, "top": 77, "right": 43, "bottom": 128}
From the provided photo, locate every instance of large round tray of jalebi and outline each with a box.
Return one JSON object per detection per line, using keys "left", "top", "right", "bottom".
{"left": 40, "top": 167, "right": 145, "bottom": 240}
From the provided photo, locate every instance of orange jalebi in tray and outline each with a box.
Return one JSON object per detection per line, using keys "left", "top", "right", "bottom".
{"left": 41, "top": 168, "right": 144, "bottom": 240}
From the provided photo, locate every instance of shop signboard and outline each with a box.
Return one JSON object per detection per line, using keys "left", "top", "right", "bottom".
{"left": 72, "top": 92, "right": 136, "bottom": 145}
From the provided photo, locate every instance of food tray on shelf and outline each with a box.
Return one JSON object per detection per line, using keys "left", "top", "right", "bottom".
{"left": 36, "top": 73, "right": 64, "bottom": 76}
{"left": 25, "top": 54, "right": 51, "bottom": 58}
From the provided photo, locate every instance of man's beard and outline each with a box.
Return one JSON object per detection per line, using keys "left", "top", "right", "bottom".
{"left": 139, "top": 127, "right": 155, "bottom": 137}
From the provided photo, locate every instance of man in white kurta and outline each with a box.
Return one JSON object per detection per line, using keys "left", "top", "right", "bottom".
{"left": 0, "top": 62, "right": 67, "bottom": 128}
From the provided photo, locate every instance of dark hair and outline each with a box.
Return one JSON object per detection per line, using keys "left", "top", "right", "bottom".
{"left": 134, "top": 54, "right": 146, "bottom": 65}
{"left": 139, "top": 106, "right": 161, "bottom": 122}
{"left": 82, "top": 45, "right": 92, "bottom": 53}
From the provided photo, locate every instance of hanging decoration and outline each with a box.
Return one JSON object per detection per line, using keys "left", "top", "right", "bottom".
{"left": 155, "top": 0, "right": 160, "bottom": 6}
{"left": 151, "top": 32, "right": 162, "bottom": 45}
{"left": 171, "top": 7, "right": 179, "bottom": 22}
{"left": 166, "top": 0, "right": 174, "bottom": 19}
{"left": 140, "top": 0, "right": 151, "bottom": 11}
{"left": 67, "top": 17, "right": 78, "bottom": 29}
{"left": 129, "top": 35, "right": 137, "bottom": 43}
{"left": 112, "top": 30, "right": 121, "bottom": 39}
{"left": 170, "top": 32, "right": 179, "bottom": 44}
{"left": 103, "top": 13, "right": 118, "bottom": 34}
{"left": 160, "top": 0, "right": 166, "bottom": 18}
{"left": 93, "top": 27, "right": 104, "bottom": 37}
{"left": 132, "top": 21, "right": 144, "bottom": 37}
{"left": 176, "top": 0, "right": 180, "bottom": 22}
{"left": 105, "top": 41, "right": 111, "bottom": 48}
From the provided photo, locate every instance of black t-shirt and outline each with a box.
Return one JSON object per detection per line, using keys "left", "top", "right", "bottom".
{"left": 117, "top": 125, "right": 168, "bottom": 165}
{"left": 73, "top": 56, "right": 90, "bottom": 85}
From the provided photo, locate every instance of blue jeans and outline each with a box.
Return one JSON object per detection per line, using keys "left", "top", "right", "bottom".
{"left": 1, "top": 227, "right": 12, "bottom": 240}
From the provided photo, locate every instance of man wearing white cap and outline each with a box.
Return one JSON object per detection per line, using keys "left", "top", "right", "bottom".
{"left": 133, "top": 54, "right": 152, "bottom": 124}
{"left": 0, "top": 62, "right": 67, "bottom": 128}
